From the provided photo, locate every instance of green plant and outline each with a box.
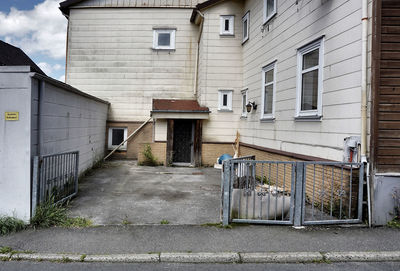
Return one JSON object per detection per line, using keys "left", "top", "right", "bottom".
{"left": 160, "top": 219, "right": 169, "bottom": 225}
{"left": 140, "top": 144, "right": 159, "bottom": 166}
{"left": 122, "top": 215, "right": 131, "bottom": 225}
{"left": 0, "top": 247, "right": 12, "bottom": 254}
{"left": 0, "top": 217, "right": 26, "bottom": 235}
{"left": 80, "top": 254, "right": 86, "bottom": 262}
{"left": 31, "top": 197, "right": 92, "bottom": 228}
{"left": 60, "top": 256, "right": 72, "bottom": 263}
{"left": 30, "top": 197, "right": 68, "bottom": 228}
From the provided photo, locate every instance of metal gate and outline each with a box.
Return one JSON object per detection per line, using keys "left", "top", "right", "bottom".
{"left": 32, "top": 151, "right": 79, "bottom": 215}
{"left": 222, "top": 159, "right": 364, "bottom": 226}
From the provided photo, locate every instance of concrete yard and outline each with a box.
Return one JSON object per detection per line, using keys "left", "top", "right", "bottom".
{"left": 68, "top": 160, "right": 222, "bottom": 225}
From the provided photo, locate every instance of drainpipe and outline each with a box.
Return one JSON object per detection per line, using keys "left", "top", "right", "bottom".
{"left": 193, "top": 10, "right": 204, "bottom": 96}
{"left": 360, "top": 0, "right": 368, "bottom": 163}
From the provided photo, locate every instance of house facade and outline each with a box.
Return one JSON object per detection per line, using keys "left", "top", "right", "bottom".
{"left": 60, "top": 0, "right": 400, "bottom": 224}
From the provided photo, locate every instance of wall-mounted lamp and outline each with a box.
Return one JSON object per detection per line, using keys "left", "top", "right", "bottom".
{"left": 246, "top": 101, "right": 257, "bottom": 113}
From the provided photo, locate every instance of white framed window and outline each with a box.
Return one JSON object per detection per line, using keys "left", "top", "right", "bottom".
{"left": 261, "top": 61, "right": 276, "bottom": 120}
{"left": 296, "top": 38, "right": 324, "bottom": 118}
{"left": 241, "top": 89, "right": 248, "bottom": 117}
{"left": 108, "top": 127, "right": 128, "bottom": 150}
{"left": 218, "top": 90, "right": 233, "bottom": 111}
{"left": 263, "top": 0, "right": 277, "bottom": 24}
{"left": 242, "top": 11, "right": 250, "bottom": 43}
{"left": 153, "top": 29, "right": 176, "bottom": 50}
{"left": 220, "top": 15, "right": 234, "bottom": 35}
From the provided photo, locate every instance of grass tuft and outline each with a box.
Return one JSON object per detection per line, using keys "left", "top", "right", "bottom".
{"left": 0, "top": 217, "right": 26, "bottom": 235}
{"left": 0, "top": 247, "right": 12, "bottom": 254}
{"left": 31, "top": 197, "right": 92, "bottom": 228}
{"left": 160, "top": 219, "right": 170, "bottom": 225}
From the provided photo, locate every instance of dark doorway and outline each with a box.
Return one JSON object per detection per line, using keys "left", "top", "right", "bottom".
{"left": 172, "top": 120, "right": 193, "bottom": 163}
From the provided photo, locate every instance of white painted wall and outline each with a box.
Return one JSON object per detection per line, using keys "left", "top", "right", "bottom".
{"left": 0, "top": 67, "right": 108, "bottom": 221}
{"left": 0, "top": 67, "right": 33, "bottom": 221}
{"left": 236, "top": 0, "right": 365, "bottom": 161}
{"left": 66, "top": 7, "right": 199, "bottom": 122}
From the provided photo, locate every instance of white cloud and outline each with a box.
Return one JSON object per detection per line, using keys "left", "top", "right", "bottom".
{"left": 0, "top": 0, "right": 67, "bottom": 59}
{"left": 37, "top": 62, "right": 53, "bottom": 75}
{"left": 58, "top": 75, "right": 65, "bottom": 82}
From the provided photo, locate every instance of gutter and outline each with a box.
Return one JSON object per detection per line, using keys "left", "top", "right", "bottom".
{"left": 360, "top": 0, "right": 368, "bottom": 163}
{"left": 193, "top": 10, "right": 205, "bottom": 96}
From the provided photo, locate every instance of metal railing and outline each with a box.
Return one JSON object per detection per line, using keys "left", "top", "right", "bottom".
{"left": 222, "top": 159, "right": 365, "bottom": 226}
{"left": 32, "top": 151, "right": 79, "bottom": 215}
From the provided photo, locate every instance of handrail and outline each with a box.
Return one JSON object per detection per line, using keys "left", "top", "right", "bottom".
{"left": 104, "top": 117, "right": 152, "bottom": 161}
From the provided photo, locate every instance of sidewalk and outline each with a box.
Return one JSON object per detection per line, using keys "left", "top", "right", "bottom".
{"left": 1, "top": 225, "right": 399, "bottom": 263}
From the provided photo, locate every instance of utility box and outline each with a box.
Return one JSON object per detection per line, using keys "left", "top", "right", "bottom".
{"left": 343, "top": 136, "right": 361, "bottom": 163}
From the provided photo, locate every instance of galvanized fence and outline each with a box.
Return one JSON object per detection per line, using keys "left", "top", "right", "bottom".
{"left": 32, "top": 151, "right": 79, "bottom": 215}
{"left": 222, "top": 159, "right": 364, "bottom": 226}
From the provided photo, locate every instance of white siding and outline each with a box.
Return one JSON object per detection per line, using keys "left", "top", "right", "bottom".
{"left": 73, "top": 0, "right": 204, "bottom": 8}
{"left": 197, "top": 0, "right": 244, "bottom": 143}
{"left": 66, "top": 8, "right": 199, "bottom": 121}
{"left": 238, "top": 0, "right": 365, "bottom": 161}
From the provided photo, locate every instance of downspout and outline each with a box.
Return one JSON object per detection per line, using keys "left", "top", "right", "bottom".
{"left": 194, "top": 10, "right": 204, "bottom": 96}
{"left": 361, "top": 0, "right": 368, "bottom": 163}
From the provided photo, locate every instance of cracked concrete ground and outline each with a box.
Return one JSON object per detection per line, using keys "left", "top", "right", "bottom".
{"left": 67, "top": 160, "right": 221, "bottom": 225}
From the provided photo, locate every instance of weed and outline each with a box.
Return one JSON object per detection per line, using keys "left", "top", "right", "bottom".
{"left": 160, "top": 219, "right": 169, "bottom": 225}
{"left": 122, "top": 216, "right": 131, "bottom": 225}
{"left": 62, "top": 217, "right": 93, "bottom": 228}
{"left": 60, "top": 256, "right": 72, "bottom": 263}
{"left": 80, "top": 254, "right": 86, "bottom": 262}
{"left": 31, "top": 197, "right": 92, "bottom": 228}
{"left": 0, "top": 247, "right": 12, "bottom": 254}
{"left": 139, "top": 144, "right": 160, "bottom": 166}
{"left": 1, "top": 256, "right": 9, "bottom": 261}
{"left": 0, "top": 217, "right": 26, "bottom": 235}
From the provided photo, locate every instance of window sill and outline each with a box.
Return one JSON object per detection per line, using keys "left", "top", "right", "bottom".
{"left": 218, "top": 109, "right": 233, "bottom": 112}
{"left": 240, "top": 115, "right": 247, "bottom": 119}
{"left": 220, "top": 34, "right": 235, "bottom": 37}
{"left": 263, "top": 12, "right": 277, "bottom": 26}
{"left": 294, "top": 115, "right": 322, "bottom": 122}
{"left": 242, "top": 38, "right": 249, "bottom": 45}
{"left": 260, "top": 117, "right": 275, "bottom": 123}
{"left": 107, "top": 148, "right": 127, "bottom": 151}
{"left": 152, "top": 48, "right": 176, "bottom": 52}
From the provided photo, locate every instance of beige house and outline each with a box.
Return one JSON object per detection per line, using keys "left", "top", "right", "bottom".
{"left": 60, "top": 0, "right": 400, "bottom": 223}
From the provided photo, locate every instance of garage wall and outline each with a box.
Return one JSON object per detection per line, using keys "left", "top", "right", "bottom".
{"left": 31, "top": 75, "right": 109, "bottom": 173}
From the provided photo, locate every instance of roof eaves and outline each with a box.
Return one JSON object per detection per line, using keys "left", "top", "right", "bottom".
{"left": 190, "top": 0, "right": 228, "bottom": 23}
{"left": 59, "top": 0, "right": 86, "bottom": 16}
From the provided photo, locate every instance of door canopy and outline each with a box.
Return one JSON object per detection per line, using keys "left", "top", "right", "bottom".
{"left": 151, "top": 99, "right": 210, "bottom": 119}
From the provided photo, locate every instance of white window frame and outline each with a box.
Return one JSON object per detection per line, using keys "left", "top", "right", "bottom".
{"left": 220, "top": 15, "right": 234, "bottom": 35}
{"left": 261, "top": 61, "right": 277, "bottom": 120}
{"left": 218, "top": 90, "right": 233, "bottom": 111}
{"left": 241, "top": 88, "right": 248, "bottom": 117}
{"left": 263, "top": 0, "right": 277, "bottom": 24}
{"left": 153, "top": 29, "right": 176, "bottom": 50}
{"left": 242, "top": 11, "right": 250, "bottom": 43}
{"left": 295, "top": 38, "right": 324, "bottom": 118}
{"left": 108, "top": 127, "right": 128, "bottom": 150}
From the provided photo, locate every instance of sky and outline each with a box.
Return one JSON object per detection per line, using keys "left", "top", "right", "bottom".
{"left": 0, "top": 0, "right": 67, "bottom": 81}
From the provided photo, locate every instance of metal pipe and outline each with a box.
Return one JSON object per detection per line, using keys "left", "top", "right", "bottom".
{"left": 366, "top": 162, "right": 372, "bottom": 227}
{"left": 360, "top": 0, "right": 368, "bottom": 163}
{"left": 193, "top": 10, "right": 204, "bottom": 96}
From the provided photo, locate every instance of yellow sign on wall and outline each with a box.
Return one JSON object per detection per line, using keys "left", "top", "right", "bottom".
{"left": 5, "top": 112, "right": 19, "bottom": 121}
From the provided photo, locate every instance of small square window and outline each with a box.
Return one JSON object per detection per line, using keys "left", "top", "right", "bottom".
{"left": 153, "top": 29, "right": 176, "bottom": 50}
{"left": 296, "top": 38, "right": 324, "bottom": 118}
{"left": 242, "top": 12, "right": 249, "bottom": 43}
{"left": 220, "top": 15, "right": 234, "bottom": 35}
{"left": 263, "top": 0, "right": 277, "bottom": 24}
{"left": 108, "top": 127, "right": 128, "bottom": 150}
{"left": 218, "top": 90, "right": 233, "bottom": 111}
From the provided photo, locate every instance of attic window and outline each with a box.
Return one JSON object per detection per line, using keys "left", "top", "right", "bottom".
{"left": 153, "top": 29, "right": 176, "bottom": 50}
{"left": 220, "top": 16, "right": 234, "bottom": 36}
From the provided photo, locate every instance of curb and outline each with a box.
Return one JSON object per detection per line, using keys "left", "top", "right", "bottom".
{"left": 1, "top": 251, "right": 400, "bottom": 264}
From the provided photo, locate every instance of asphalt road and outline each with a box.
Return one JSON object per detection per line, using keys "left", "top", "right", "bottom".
{"left": 1, "top": 262, "right": 400, "bottom": 271}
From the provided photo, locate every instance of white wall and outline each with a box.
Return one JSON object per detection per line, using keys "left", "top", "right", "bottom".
{"left": 66, "top": 7, "right": 199, "bottom": 122}
{"left": 0, "top": 67, "right": 32, "bottom": 221}
{"left": 0, "top": 67, "right": 109, "bottom": 221}
{"left": 237, "top": 0, "right": 364, "bottom": 161}
{"left": 31, "top": 76, "right": 109, "bottom": 173}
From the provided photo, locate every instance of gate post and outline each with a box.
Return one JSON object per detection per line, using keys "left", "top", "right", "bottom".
{"left": 31, "top": 156, "right": 40, "bottom": 217}
{"left": 293, "top": 162, "right": 304, "bottom": 227}
{"left": 222, "top": 160, "right": 231, "bottom": 226}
